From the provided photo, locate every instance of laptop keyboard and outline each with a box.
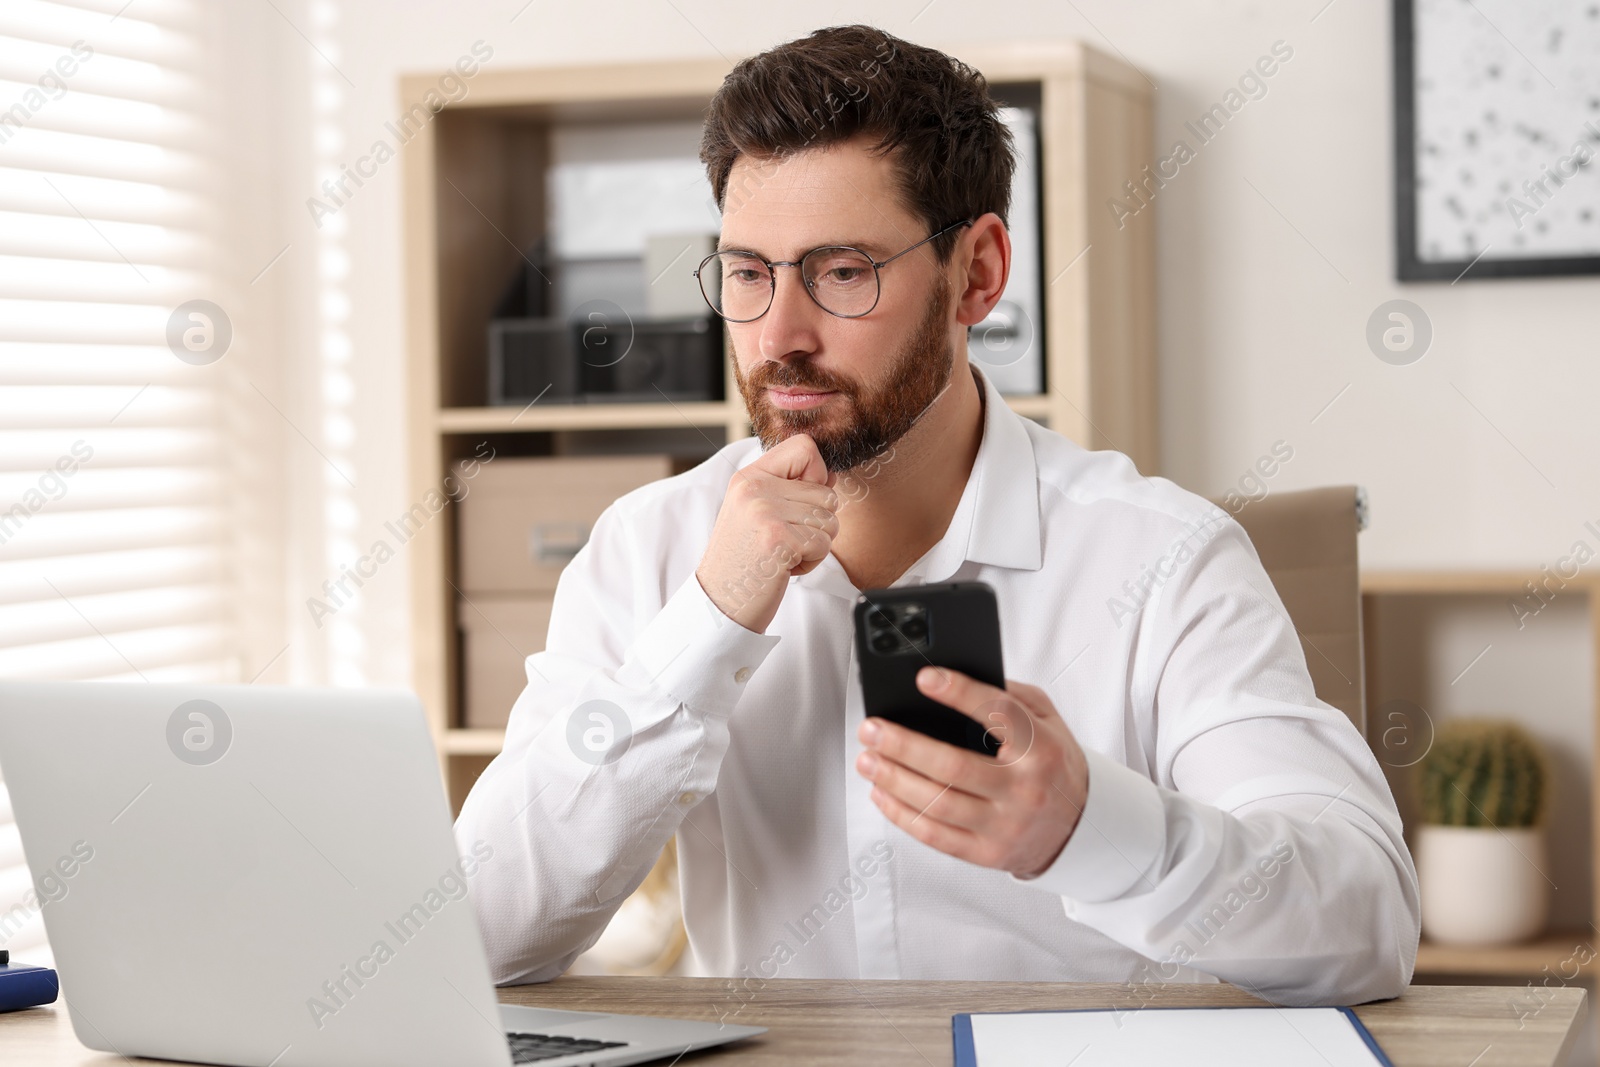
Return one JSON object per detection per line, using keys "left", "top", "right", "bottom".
{"left": 507, "top": 1031, "right": 630, "bottom": 1063}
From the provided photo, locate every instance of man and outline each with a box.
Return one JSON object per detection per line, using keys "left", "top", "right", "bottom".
{"left": 455, "top": 24, "right": 1419, "bottom": 1006}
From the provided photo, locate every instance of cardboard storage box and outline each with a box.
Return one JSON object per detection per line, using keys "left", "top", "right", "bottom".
{"left": 459, "top": 596, "right": 554, "bottom": 729}
{"left": 457, "top": 454, "right": 672, "bottom": 595}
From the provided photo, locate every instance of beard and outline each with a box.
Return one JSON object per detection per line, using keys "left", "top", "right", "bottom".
{"left": 732, "top": 274, "right": 954, "bottom": 473}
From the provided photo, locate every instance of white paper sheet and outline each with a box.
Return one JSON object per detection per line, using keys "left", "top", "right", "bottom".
{"left": 961, "top": 1006, "right": 1389, "bottom": 1066}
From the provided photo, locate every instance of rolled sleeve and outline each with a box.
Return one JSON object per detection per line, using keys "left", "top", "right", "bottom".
{"left": 1009, "top": 746, "right": 1167, "bottom": 904}
{"left": 624, "top": 570, "right": 783, "bottom": 721}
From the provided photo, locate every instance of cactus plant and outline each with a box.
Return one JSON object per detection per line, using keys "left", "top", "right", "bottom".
{"left": 1417, "top": 718, "right": 1548, "bottom": 828}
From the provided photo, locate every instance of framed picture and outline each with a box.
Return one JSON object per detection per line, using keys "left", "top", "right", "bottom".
{"left": 1392, "top": 0, "right": 1600, "bottom": 280}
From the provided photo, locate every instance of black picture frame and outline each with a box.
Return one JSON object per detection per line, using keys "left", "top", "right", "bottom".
{"left": 1392, "top": 0, "right": 1600, "bottom": 281}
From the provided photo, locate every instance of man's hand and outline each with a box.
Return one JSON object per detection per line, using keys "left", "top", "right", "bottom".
{"left": 696, "top": 433, "right": 840, "bottom": 634}
{"left": 854, "top": 666, "right": 1090, "bottom": 879}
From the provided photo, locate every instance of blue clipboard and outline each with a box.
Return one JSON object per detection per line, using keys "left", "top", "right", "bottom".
{"left": 952, "top": 1005, "right": 1394, "bottom": 1067}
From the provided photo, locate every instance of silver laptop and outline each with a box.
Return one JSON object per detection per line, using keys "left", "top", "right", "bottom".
{"left": 0, "top": 682, "right": 763, "bottom": 1067}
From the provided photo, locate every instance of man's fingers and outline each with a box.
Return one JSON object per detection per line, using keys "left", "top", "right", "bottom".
{"left": 978, "top": 698, "right": 1039, "bottom": 768}
{"left": 918, "top": 668, "right": 1061, "bottom": 726}
{"left": 859, "top": 748, "right": 989, "bottom": 829}
{"left": 861, "top": 715, "right": 1005, "bottom": 797}
{"left": 776, "top": 478, "right": 840, "bottom": 513}
{"left": 1004, "top": 679, "right": 1061, "bottom": 721}
{"left": 778, "top": 498, "right": 839, "bottom": 539}
{"left": 915, "top": 665, "right": 1009, "bottom": 719}
{"left": 915, "top": 669, "right": 1059, "bottom": 768}
{"left": 868, "top": 782, "right": 983, "bottom": 863}
{"left": 755, "top": 431, "right": 831, "bottom": 485}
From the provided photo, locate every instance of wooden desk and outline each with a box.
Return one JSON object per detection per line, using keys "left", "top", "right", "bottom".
{"left": 1, "top": 978, "right": 1586, "bottom": 1066}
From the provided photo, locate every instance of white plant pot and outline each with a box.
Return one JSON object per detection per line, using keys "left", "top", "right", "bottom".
{"left": 1417, "top": 824, "right": 1549, "bottom": 945}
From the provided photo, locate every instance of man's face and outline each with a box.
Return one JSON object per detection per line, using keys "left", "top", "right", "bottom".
{"left": 719, "top": 136, "right": 959, "bottom": 473}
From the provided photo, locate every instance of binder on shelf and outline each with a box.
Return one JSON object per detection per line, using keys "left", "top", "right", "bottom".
{"left": 969, "top": 103, "right": 1044, "bottom": 396}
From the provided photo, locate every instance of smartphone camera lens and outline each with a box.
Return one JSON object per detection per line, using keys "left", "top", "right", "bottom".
{"left": 869, "top": 608, "right": 893, "bottom": 629}
{"left": 870, "top": 631, "right": 899, "bottom": 654}
{"left": 900, "top": 615, "right": 927, "bottom": 640}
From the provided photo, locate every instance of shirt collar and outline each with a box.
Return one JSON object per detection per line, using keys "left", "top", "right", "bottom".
{"left": 793, "top": 362, "right": 1043, "bottom": 599}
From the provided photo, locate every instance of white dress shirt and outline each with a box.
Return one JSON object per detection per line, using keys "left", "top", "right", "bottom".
{"left": 454, "top": 363, "right": 1420, "bottom": 1007}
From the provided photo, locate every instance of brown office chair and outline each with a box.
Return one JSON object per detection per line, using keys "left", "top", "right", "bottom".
{"left": 1207, "top": 486, "right": 1368, "bottom": 735}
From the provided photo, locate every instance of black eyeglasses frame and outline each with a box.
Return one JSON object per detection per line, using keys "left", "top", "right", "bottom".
{"left": 693, "top": 217, "right": 975, "bottom": 323}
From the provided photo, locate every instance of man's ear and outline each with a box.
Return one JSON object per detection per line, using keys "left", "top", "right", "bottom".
{"left": 952, "top": 212, "right": 1011, "bottom": 328}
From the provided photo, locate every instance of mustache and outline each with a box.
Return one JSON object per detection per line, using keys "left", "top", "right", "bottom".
{"left": 749, "top": 361, "right": 852, "bottom": 394}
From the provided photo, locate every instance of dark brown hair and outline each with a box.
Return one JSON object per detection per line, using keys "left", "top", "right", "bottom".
{"left": 700, "top": 25, "right": 1015, "bottom": 265}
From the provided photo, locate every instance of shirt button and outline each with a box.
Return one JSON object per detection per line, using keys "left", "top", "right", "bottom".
{"left": 733, "top": 666, "right": 751, "bottom": 683}
{"left": 677, "top": 791, "right": 697, "bottom": 805}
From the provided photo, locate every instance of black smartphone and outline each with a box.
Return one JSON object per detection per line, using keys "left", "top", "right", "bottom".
{"left": 852, "top": 580, "right": 1005, "bottom": 757}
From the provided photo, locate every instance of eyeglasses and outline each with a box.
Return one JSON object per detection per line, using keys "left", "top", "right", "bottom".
{"left": 693, "top": 218, "right": 973, "bottom": 323}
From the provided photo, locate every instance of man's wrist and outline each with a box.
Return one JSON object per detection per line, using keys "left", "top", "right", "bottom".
{"left": 627, "top": 570, "right": 783, "bottom": 719}
{"left": 1015, "top": 833, "right": 1071, "bottom": 881}
{"left": 1008, "top": 747, "right": 1167, "bottom": 903}
{"left": 695, "top": 564, "right": 774, "bottom": 635}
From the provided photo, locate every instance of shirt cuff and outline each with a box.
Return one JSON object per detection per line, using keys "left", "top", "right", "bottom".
{"left": 625, "top": 570, "right": 782, "bottom": 720}
{"left": 1009, "top": 746, "right": 1168, "bottom": 903}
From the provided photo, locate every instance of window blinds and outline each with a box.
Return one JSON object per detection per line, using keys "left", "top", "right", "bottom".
{"left": 0, "top": 0, "right": 231, "bottom": 966}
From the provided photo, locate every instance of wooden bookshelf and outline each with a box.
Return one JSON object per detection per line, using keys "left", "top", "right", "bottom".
{"left": 441, "top": 728, "right": 508, "bottom": 757}
{"left": 1414, "top": 929, "right": 1594, "bottom": 977}
{"left": 401, "top": 40, "right": 1159, "bottom": 805}
{"left": 1361, "top": 571, "right": 1600, "bottom": 1014}
{"left": 436, "top": 402, "right": 733, "bottom": 434}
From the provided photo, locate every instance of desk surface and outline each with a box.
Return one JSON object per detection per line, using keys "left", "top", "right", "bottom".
{"left": 0, "top": 978, "right": 1586, "bottom": 1066}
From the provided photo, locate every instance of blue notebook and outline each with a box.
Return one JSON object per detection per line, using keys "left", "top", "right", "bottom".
{"left": 953, "top": 1004, "right": 1394, "bottom": 1066}
{"left": 0, "top": 960, "right": 59, "bottom": 1013}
